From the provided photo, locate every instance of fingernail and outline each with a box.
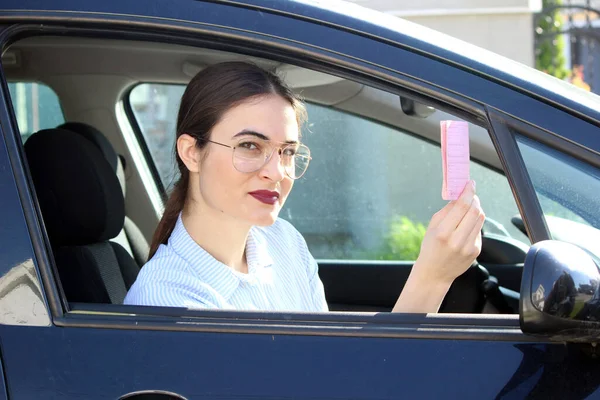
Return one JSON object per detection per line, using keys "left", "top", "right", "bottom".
{"left": 472, "top": 180, "right": 476, "bottom": 190}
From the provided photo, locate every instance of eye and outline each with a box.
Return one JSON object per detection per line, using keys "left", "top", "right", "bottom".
{"left": 238, "top": 141, "right": 261, "bottom": 151}
{"left": 283, "top": 147, "right": 297, "bottom": 156}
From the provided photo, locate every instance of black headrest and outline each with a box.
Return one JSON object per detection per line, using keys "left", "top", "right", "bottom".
{"left": 25, "top": 128, "right": 125, "bottom": 246}
{"left": 58, "top": 122, "right": 126, "bottom": 196}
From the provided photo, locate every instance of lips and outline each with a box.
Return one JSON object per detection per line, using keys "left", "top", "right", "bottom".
{"left": 249, "top": 190, "right": 280, "bottom": 205}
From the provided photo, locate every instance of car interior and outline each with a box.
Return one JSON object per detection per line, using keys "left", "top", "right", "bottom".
{"left": 2, "top": 35, "right": 531, "bottom": 314}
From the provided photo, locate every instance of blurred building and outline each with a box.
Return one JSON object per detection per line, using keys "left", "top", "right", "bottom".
{"left": 348, "top": 0, "right": 542, "bottom": 66}
{"left": 558, "top": 0, "right": 600, "bottom": 92}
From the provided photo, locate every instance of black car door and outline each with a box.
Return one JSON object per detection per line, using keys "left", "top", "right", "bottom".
{"left": 1, "top": 1, "right": 599, "bottom": 399}
{"left": 0, "top": 353, "right": 7, "bottom": 400}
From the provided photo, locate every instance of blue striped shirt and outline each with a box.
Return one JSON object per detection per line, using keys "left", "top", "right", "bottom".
{"left": 124, "top": 214, "right": 328, "bottom": 312}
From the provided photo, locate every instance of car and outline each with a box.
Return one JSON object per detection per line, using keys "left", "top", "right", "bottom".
{"left": 0, "top": 0, "right": 599, "bottom": 398}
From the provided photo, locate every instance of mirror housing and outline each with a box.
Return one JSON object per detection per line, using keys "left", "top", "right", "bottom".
{"left": 400, "top": 97, "right": 435, "bottom": 118}
{"left": 521, "top": 240, "right": 600, "bottom": 342}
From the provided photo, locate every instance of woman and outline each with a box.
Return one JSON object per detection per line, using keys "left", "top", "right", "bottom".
{"left": 124, "top": 61, "right": 485, "bottom": 313}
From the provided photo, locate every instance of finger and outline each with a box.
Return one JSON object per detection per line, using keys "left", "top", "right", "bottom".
{"left": 437, "top": 181, "right": 476, "bottom": 234}
{"left": 450, "top": 195, "right": 483, "bottom": 246}
{"left": 429, "top": 200, "right": 455, "bottom": 229}
{"left": 429, "top": 180, "right": 474, "bottom": 228}
{"left": 465, "top": 210, "right": 486, "bottom": 259}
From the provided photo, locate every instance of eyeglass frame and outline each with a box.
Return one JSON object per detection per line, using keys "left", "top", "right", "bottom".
{"left": 206, "top": 137, "right": 312, "bottom": 179}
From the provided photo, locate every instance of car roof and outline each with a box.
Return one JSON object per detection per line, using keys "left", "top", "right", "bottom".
{"left": 230, "top": 0, "right": 600, "bottom": 121}
{"left": 3, "top": 0, "right": 600, "bottom": 121}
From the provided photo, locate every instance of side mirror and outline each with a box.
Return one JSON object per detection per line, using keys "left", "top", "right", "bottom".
{"left": 520, "top": 240, "right": 600, "bottom": 341}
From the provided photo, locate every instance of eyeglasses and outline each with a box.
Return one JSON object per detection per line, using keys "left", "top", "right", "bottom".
{"left": 207, "top": 137, "right": 312, "bottom": 179}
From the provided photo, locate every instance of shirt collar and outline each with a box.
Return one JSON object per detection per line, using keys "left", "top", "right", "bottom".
{"left": 245, "top": 226, "right": 274, "bottom": 272}
{"left": 169, "top": 213, "right": 273, "bottom": 300}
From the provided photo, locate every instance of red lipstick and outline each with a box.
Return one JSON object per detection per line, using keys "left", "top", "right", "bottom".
{"left": 249, "top": 190, "right": 280, "bottom": 205}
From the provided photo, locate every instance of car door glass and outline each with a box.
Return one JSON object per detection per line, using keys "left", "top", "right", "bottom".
{"left": 516, "top": 135, "right": 600, "bottom": 259}
{"left": 7, "top": 82, "right": 64, "bottom": 141}
{"left": 285, "top": 102, "right": 529, "bottom": 260}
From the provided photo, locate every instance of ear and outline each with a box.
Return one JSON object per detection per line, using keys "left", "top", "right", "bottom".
{"left": 177, "top": 133, "right": 202, "bottom": 173}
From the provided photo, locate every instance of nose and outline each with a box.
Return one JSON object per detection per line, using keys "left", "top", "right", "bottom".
{"left": 260, "top": 148, "right": 286, "bottom": 181}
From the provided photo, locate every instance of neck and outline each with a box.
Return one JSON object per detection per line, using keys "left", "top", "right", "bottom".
{"left": 181, "top": 200, "right": 250, "bottom": 274}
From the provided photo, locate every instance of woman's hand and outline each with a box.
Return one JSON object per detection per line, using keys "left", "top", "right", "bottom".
{"left": 414, "top": 180, "right": 485, "bottom": 285}
{"left": 392, "top": 180, "right": 485, "bottom": 313}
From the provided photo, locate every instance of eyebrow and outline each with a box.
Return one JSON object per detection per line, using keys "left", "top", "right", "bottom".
{"left": 232, "top": 130, "right": 298, "bottom": 144}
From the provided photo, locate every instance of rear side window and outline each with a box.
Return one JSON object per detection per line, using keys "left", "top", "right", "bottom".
{"left": 8, "top": 82, "right": 64, "bottom": 141}
{"left": 128, "top": 83, "right": 185, "bottom": 190}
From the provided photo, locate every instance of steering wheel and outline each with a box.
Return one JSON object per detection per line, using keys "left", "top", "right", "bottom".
{"left": 439, "top": 262, "right": 489, "bottom": 313}
{"left": 439, "top": 261, "right": 515, "bottom": 314}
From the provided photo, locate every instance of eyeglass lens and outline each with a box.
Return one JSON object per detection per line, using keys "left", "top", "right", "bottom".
{"left": 233, "top": 138, "right": 310, "bottom": 179}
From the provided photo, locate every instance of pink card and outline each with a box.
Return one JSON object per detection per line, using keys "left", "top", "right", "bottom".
{"left": 441, "top": 120, "right": 470, "bottom": 200}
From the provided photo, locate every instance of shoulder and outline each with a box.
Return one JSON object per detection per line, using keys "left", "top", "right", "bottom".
{"left": 253, "top": 218, "right": 309, "bottom": 252}
{"left": 133, "top": 244, "right": 191, "bottom": 283}
{"left": 124, "top": 245, "right": 221, "bottom": 308}
{"left": 253, "top": 218, "right": 314, "bottom": 265}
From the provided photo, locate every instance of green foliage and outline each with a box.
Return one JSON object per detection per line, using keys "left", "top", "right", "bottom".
{"left": 536, "top": 0, "right": 569, "bottom": 79}
{"left": 371, "top": 216, "right": 427, "bottom": 261}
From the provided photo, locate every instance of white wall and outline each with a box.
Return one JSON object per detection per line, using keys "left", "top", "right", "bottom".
{"left": 348, "top": 0, "right": 541, "bottom": 66}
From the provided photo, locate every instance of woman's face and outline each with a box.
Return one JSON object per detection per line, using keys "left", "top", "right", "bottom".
{"left": 193, "top": 94, "right": 299, "bottom": 227}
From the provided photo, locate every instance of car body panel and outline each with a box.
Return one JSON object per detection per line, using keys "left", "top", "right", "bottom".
{"left": 0, "top": 1, "right": 599, "bottom": 399}
{"left": 2, "top": 323, "right": 600, "bottom": 400}
{"left": 0, "top": 355, "right": 7, "bottom": 400}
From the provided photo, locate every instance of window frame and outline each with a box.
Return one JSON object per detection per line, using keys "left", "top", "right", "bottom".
{"left": 489, "top": 109, "right": 600, "bottom": 238}
{"left": 0, "top": 21, "right": 540, "bottom": 339}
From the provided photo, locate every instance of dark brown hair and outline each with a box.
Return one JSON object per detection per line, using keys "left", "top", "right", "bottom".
{"left": 148, "top": 61, "right": 306, "bottom": 259}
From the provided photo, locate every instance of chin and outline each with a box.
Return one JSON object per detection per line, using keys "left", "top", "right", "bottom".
{"left": 247, "top": 210, "right": 280, "bottom": 227}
